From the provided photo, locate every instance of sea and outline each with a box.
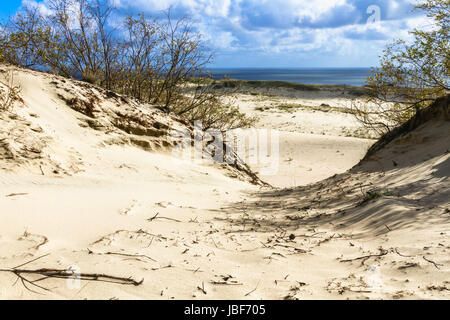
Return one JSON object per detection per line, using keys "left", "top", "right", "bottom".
{"left": 206, "top": 68, "right": 372, "bottom": 86}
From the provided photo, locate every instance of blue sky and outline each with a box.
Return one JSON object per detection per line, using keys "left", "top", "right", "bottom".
{"left": 0, "top": 1, "right": 22, "bottom": 19}
{"left": 1, "top": 0, "right": 430, "bottom": 68}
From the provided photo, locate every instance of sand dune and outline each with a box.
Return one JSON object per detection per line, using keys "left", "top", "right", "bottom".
{"left": 0, "top": 65, "right": 448, "bottom": 299}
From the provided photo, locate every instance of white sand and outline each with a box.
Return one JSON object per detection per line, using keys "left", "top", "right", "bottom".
{"left": 0, "top": 65, "right": 448, "bottom": 300}
{"left": 224, "top": 92, "right": 375, "bottom": 187}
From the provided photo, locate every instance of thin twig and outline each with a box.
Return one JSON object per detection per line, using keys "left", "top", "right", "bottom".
{"left": 197, "top": 281, "right": 207, "bottom": 294}
{"left": 0, "top": 267, "right": 144, "bottom": 294}
{"left": 87, "top": 249, "right": 157, "bottom": 262}
{"left": 148, "top": 212, "right": 181, "bottom": 223}
{"left": 5, "top": 193, "right": 28, "bottom": 197}
{"left": 394, "top": 248, "right": 414, "bottom": 257}
{"left": 423, "top": 256, "right": 443, "bottom": 269}
{"left": 245, "top": 280, "right": 261, "bottom": 296}
{"left": 340, "top": 249, "right": 388, "bottom": 264}
{"left": 12, "top": 254, "right": 51, "bottom": 270}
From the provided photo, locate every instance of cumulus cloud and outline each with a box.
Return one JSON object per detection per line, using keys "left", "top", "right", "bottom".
{"left": 21, "top": 0, "right": 429, "bottom": 67}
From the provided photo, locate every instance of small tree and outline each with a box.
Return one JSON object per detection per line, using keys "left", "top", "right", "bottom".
{"left": 0, "top": 6, "right": 52, "bottom": 69}
{"left": 120, "top": 14, "right": 162, "bottom": 101}
{"left": 154, "top": 12, "right": 213, "bottom": 110}
{"left": 0, "top": 1, "right": 254, "bottom": 131}
{"left": 89, "top": 0, "right": 118, "bottom": 89}
{"left": 46, "top": 0, "right": 112, "bottom": 84}
{"left": 354, "top": 0, "right": 449, "bottom": 134}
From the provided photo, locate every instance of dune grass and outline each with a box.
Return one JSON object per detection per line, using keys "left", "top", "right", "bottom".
{"left": 256, "top": 103, "right": 356, "bottom": 115}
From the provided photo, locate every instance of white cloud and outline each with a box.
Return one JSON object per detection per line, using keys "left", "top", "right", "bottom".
{"left": 18, "top": 0, "right": 431, "bottom": 67}
{"left": 21, "top": 0, "right": 53, "bottom": 16}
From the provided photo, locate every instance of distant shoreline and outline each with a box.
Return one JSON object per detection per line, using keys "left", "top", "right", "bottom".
{"left": 204, "top": 67, "right": 372, "bottom": 87}
{"left": 190, "top": 78, "right": 370, "bottom": 97}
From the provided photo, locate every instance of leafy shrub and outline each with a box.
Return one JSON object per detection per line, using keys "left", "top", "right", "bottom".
{"left": 354, "top": 0, "right": 449, "bottom": 134}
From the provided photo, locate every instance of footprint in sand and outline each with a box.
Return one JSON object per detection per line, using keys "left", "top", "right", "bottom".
{"left": 119, "top": 200, "right": 138, "bottom": 215}
{"left": 155, "top": 201, "right": 175, "bottom": 209}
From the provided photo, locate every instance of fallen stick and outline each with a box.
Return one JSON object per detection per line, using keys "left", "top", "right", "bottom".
{"left": 211, "top": 237, "right": 219, "bottom": 248}
{"left": 12, "top": 253, "right": 50, "bottom": 269}
{"left": 34, "top": 236, "right": 49, "bottom": 250}
{"left": 0, "top": 254, "right": 144, "bottom": 294}
{"left": 148, "top": 212, "right": 182, "bottom": 223}
{"left": 394, "top": 248, "right": 414, "bottom": 257}
{"left": 188, "top": 267, "right": 202, "bottom": 274}
{"left": 211, "top": 281, "right": 243, "bottom": 286}
{"left": 316, "top": 233, "right": 336, "bottom": 246}
{"left": 422, "top": 256, "right": 443, "bottom": 269}
{"left": 197, "top": 282, "right": 207, "bottom": 295}
{"left": 87, "top": 249, "right": 157, "bottom": 262}
{"left": 5, "top": 193, "right": 28, "bottom": 197}
{"left": 245, "top": 280, "right": 261, "bottom": 297}
{"left": 340, "top": 249, "right": 388, "bottom": 264}
{"left": 0, "top": 268, "right": 144, "bottom": 293}
{"left": 272, "top": 243, "right": 309, "bottom": 253}
{"left": 398, "top": 263, "right": 419, "bottom": 270}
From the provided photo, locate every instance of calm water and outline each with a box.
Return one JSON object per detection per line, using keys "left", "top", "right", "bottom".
{"left": 207, "top": 68, "right": 372, "bottom": 86}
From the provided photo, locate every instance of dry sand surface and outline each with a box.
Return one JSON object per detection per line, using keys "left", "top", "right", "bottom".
{"left": 222, "top": 91, "right": 376, "bottom": 187}
{"left": 0, "top": 65, "right": 449, "bottom": 300}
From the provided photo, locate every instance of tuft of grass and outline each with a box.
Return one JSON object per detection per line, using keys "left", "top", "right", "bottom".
{"left": 271, "top": 103, "right": 356, "bottom": 114}
{"left": 364, "top": 190, "right": 383, "bottom": 201}
{"left": 359, "top": 188, "right": 397, "bottom": 205}
{"left": 276, "top": 104, "right": 299, "bottom": 113}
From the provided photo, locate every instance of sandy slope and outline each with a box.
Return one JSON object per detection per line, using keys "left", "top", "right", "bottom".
{"left": 224, "top": 91, "right": 375, "bottom": 187}
{"left": 0, "top": 66, "right": 448, "bottom": 300}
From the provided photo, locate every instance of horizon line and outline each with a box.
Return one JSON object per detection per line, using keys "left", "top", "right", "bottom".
{"left": 206, "top": 66, "right": 375, "bottom": 69}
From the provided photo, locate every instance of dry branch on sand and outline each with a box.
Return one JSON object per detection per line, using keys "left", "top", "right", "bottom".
{"left": 148, "top": 212, "right": 182, "bottom": 223}
{"left": 339, "top": 248, "right": 389, "bottom": 265}
{"left": 422, "top": 256, "right": 444, "bottom": 270}
{"left": 87, "top": 248, "right": 157, "bottom": 262}
{"left": 0, "top": 254, "right": 143, "bottom": 294}
{"left": 5, "top": 192, "right": 28, "bottom": 197}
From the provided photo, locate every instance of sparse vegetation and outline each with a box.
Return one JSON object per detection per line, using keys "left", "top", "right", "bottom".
{"left": 0, "top": 0, "right": 252, "bottom": 131}
{"left": 0, "top": 71, "right": 22, "bottom": 111}
{"left": 363, "top": 190, "right": 383, "bottom": 201}
{"left": 210, "top": 78, "right": 369, "bottom": 97}
{"left": 222, "top": 80, "right": 321, "bottom": 91}
{"left": 340, "top": 127, "right": 377, "bottom": 140}
{"left": 354, "top": 0, "right": 449, "bottom": 134}
{"left": 255, "top": 106, "right": 271, "bottom": 112}
{"left": 258, "top": 103, "right": 356, "bottom": 114}
{"left": 359, "top": 189, "right": 396, "bottom": 205}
